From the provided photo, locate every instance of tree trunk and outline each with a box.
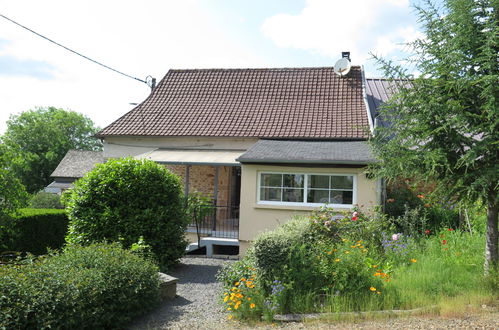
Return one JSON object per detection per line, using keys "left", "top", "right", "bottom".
{"left": 484, "top": 195, "right": 498, "bottom": 274}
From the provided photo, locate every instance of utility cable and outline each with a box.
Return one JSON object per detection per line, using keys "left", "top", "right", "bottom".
{"left": 0, "top": 13, "right": 154, "bottom": 88}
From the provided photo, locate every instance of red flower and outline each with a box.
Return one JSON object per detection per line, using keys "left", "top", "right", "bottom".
{"left": 442, "top": 240, "right": 447, "bottom": 245}
{"left": 352, "top": 216, "right": 358, "bottom": 221}
{"left": 448, "top": 228, "right": 453, "bottom": 231}
{"left": 425, "top": 229, "right": 430, "bottom": 235}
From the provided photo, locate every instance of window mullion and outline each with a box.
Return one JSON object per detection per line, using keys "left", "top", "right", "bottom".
{"left": 304, "top": 175, "right": 308, "bottom": 203}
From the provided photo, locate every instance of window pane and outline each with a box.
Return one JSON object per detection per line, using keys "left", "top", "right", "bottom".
{"left": 283, "top": 174, "right": 304, "bottom": 188}
{"left": 282, "top": 188, "right": 304, "bottom": 202}
{"left": 261, "top": 173, "right": 282, "bottom": 187}
{"left": 307, "top": 189, "right": 329, "bottom": 203}
{"left": 308, "top": 175, "right": 329, "bottom": 188}
{"left": 260, "top": 187, "right": 281, "bottom": 201}
{"left": 330, "top": 190, "right": 353, "bottom": 204}
{"left": 331, "top": 176, "right": 353, "bottom": 189}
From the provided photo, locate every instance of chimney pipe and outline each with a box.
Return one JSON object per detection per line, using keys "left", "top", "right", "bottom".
{"left": 342, "top": 52, "right": 351, "bottom": 62}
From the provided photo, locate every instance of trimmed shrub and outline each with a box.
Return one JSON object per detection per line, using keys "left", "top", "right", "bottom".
{"left": 29, "top": 191, "right": 64, "bottom": 209}
{"left": 0, "top": 243, "right": 160, "bottom": 329}
{"left": 65, "top": 158, "right": 188, "bottom": 269}
{"left": 0, "top": 208, "right": 68, "bottom": 254}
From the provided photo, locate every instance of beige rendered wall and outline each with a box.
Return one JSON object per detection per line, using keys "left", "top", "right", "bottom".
{"left": 239, "top": 164, "right": 379, "bottom": 253}
{"left": 103, "top": 136, "right": 258, "bottom": 158}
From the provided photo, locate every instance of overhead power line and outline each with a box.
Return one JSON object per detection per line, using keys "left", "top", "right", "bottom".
{"left": 0, "top": 13, "right": 156, "bottom": 89}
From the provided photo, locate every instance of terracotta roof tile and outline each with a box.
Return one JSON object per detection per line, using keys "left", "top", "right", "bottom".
{"left": 97, "top": 67, "right": 370, "bottom": 139}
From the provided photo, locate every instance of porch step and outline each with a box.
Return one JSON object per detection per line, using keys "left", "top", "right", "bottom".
{"left": 186, "top": 237, "right": 239, "bottom": 257}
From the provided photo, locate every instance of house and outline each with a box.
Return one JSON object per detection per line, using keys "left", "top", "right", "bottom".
{"left": 95, "top": 65, "right": 393, "bottom": 255}
{"left": 45, "top": 150, "right": 104, "bottom": 194}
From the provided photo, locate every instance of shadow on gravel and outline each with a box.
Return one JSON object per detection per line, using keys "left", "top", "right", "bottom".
{"left": 128, "top": 296, "right": 193, "bottom": 329}
{"left": 172, "top": 264, "right": 222, "bottom": 284}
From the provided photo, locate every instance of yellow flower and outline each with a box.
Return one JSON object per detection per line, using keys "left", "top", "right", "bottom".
{"left": 372, "top": 265, "right": 378, "bottom": 268}
{"left": 250, "top": 303, "right": 256, "bottom": 309}
{"left": 335, "top": 258, "right": 341, "bottom": 262}
{"left": 235, "top": 282, "right": 240, "bottom": 286}
{"left": 240, "top": 277, "right": 246, "bottom": 282}
{"left": 227, "top": 307, "right": 232, "bottom": 311}
{"left": 370, "top": 287, "right": 376, "bottom": 291}
{"left": 376, "top": 291, "right": 381, "bottom": 295}
{"left": 344, "top": 251, "right": 350, "bottom": 254}
{"left": 247, "top": 297, "right": 251, "bottom": 301}
{"left": 228, "top": 314, "right": 233, "bottom": 320}
{"left": 411, "top": 259, "right": 417, "bottom": 263}
{"left": 234, "top": 301, "right": 241, "bottom": 309}
{"left": 224, "top": 296, "right": 229, "bottom": 302}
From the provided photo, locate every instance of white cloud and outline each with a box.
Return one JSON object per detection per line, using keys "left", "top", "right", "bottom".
{"left": 0, "top": 0, "right": 268, "bottom": 133}
{"left": 261, "top": 0, "right": 413, "bottom": 64}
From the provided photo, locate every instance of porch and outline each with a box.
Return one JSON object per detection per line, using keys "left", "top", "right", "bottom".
{"left": 135, "top": 148, "right": 242, "bottom": 241}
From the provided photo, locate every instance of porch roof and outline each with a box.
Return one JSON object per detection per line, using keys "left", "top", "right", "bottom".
{"left": 237, "top": 140, "right": 375, "bottom": 165}
{"left": 134, "top": 148, "right": 245, "bottom": 166}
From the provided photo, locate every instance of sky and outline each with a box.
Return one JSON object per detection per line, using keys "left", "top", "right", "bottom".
{"left": 0, "top": 0, "right": 429, "bottom": 134}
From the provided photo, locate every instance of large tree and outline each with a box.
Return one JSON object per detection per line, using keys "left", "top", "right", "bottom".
{"left": 370, "top": 0, "right": 498, "bottom": 272}
{"left": 1, "top": 107, "right": 102, "bottom": 193}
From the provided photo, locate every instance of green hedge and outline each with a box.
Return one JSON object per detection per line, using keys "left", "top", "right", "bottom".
{"left": 0, "top": 208, "right": 68, "bottom": 254}
{"left": 0, "top": 243, "right": 160, "bottom": 329}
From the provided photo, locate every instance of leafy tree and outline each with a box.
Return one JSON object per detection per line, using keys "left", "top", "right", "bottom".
{"left": 0, "top": 145, "right": 28, "bottom": 250}
{"left": 0, "top": 145, "right": 28, "bottom": 218}
{"left": 1, "top": 107, "right": 102, "bottom": 193}
{"left": 64, "top": 158, "right": 188, "bottom": 269}
{"left": 370, "top": 0, "right": 498, "bottom": 272}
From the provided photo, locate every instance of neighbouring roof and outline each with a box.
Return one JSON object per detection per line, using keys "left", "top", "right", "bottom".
{"left": 135, "top": 149, "right": 245, "bottom": 166}
{"left": 237, "top": 140, "right": 375, "bottom": 165}
{"left": 50, "top": 150, "right": 104, "bottom": 178}
{"left": 97, "top": 67, "right": 370, "bottom": 140}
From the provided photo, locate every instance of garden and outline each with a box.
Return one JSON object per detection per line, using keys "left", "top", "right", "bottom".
{"left": 0, "top": 158, "right": 191, "bottom": 329}
{"left": 217, "top": 188, "right": 498, "bottom": 322}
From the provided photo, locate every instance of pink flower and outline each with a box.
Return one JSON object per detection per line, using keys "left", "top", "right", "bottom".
{"left": 352, "top": 211, "right": 358, "bottom": 217}
{"left": 392, "top": 233, "right": 400, "bottom": 241}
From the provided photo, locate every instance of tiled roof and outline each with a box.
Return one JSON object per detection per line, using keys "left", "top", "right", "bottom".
{"left": 50, "top": 150, "right": 104, "bottom": 178}
{"left": 97, "top": 67, "right": 370, "bottom": 139}
{"left": 237, "top": 139, "right": 375, "bottom": 165}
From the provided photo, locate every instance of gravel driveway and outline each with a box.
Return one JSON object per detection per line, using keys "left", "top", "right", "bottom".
{"left": 129, "top": 257, "right": 234, "bottom": 330}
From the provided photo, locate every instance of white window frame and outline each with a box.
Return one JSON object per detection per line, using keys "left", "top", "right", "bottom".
{"left": 257, "top": 171, "right": 357, "bottom": 208}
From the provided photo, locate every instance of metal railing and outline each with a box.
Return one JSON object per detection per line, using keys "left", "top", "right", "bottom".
{"left": 189, "top": 204, "right": 239, "bottom": 240}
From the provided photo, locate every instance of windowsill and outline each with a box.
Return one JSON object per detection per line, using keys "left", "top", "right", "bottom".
{"left": 254, "top": 202, "right": 354, "bottom": 211}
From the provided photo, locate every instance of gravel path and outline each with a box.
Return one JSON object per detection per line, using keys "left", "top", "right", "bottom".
{"left": 129, "top": 257, "right": 234, "bottom": 330}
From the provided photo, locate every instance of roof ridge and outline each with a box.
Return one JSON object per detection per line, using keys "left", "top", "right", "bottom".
{"left": 168, "top": 66, "right": 362, "bottom": 73}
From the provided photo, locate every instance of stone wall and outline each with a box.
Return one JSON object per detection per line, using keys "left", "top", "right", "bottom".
{"left": 164, "top": 164, "right": 233, "bottom": 206}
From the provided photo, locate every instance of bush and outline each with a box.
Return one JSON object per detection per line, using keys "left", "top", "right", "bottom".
{"left": 0, "top": 208, "right": 68, "bottom": 254}
{"left": 0, "top": 243, "right": 160, "bottom": 329}
{"left": 29, "top": 191, "right": 64, "bottom": 209}
{"left": 65, "top": 158, "right": 188, "bottom": 269}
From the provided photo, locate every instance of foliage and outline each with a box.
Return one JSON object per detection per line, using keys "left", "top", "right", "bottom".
{"left": 0, "top": 243, "right": 160, "bottom": 329}
{"left": 370, "top": 0, "right": 498, "bottom": 270}
{"left": 0, "top": 145, "right": 28, "bottom": 221}
{"left": 252, "top": 216, "right": 311, "bottom": 284}
{"left": 219, "top": 207, "right": 496, "bottom": 321}
{"left": 0, "top": 107, "right": 102, "bottom": 193}
{"left": 65, "top": 158, "right": 187, "bottom": 269}
{"left": 386, "top": 229, "right": 494, "bottom": 309}
{"left": 29, "top": 191, "right": 64, "bottom": 209}
{"left": 186, "top": 192, "right": 213, "bottom": 220}
{"left": 0, "top": 208, "right": 68, "bottom": 254}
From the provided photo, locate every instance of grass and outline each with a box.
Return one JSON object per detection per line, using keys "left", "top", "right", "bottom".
{"left": 280, "top": 230, "right": 497, "bottom": 318}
